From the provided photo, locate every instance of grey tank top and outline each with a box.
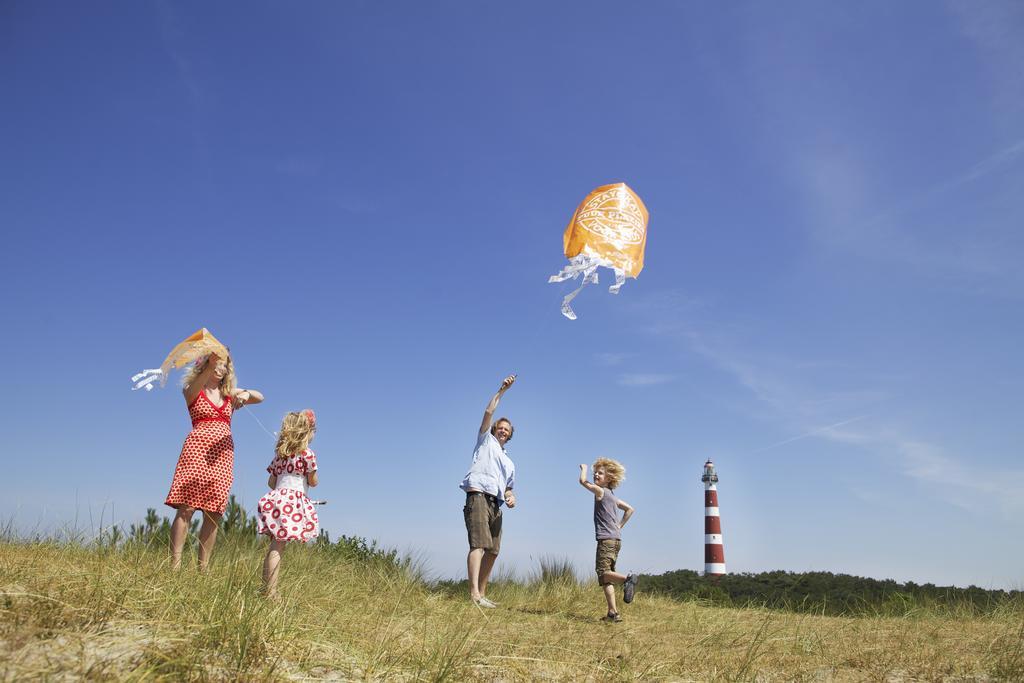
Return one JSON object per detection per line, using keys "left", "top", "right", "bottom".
{"left": 594, "top": 488, "right": 621, "bottom": 540}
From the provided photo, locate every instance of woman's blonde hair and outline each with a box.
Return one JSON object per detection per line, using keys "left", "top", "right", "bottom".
{"left": 182, "top": 354, "right": 236, "bottom": 396}
{"left": 275, "top": 410, "right": 316, "bottom": 458}
{"left": 593, "top": 457, "right": 626, "bottom": 489}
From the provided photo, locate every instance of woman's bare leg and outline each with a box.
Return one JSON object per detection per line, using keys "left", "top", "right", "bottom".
{"left": 263, "top": 540, "right": 287, "bottom": 598}
{"left": 196, "top": 510, "right": 222, "bottom": 572}
{"left": 170, "top": 506, "right": 196, "bottom": 570}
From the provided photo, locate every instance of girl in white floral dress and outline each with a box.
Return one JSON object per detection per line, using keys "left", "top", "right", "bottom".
{"left": 257, "top": 409, "right": 319, "bottom": 598}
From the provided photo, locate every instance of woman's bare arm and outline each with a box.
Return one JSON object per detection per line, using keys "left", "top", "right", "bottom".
{"left": 183, "top": 355, "right": 222, "bottom": 405}
{"left": 233, "top": 388, "right": 264, "bottom": 408}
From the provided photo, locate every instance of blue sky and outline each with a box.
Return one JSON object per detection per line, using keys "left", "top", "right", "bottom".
{"left": 2, "top": 1, "right": 1022, "bottom": 589}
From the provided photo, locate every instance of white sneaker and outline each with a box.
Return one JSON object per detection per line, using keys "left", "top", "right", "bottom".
{"left": 474, "top": 597, "right": 498, "bottom": 608}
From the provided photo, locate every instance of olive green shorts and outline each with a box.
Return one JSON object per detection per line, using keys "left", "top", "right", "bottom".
{"left": 596, "top": 539, "right": 621, "bottom": 585}
{"left": 463, "top": 492, "right": 502, "bottom": 554}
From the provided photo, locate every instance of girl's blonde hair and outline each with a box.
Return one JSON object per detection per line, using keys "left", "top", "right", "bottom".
{"left": 593, "top": 457, "right": 626, "bottom": 489}
{"left": 182, "top": 354, "right": 236, "bottom": 396}
{"left": 275, "top": 410, "right": 316, "bottom": 458}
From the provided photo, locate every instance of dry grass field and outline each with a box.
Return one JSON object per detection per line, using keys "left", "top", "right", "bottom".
{"left": 2, "top": 539, "right": 1022, "bottom": 681}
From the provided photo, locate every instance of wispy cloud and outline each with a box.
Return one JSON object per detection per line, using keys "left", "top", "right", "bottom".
{"left": 276, "top": 157, "right": 322, "bottom": 178}
{"left": 156, "top": 1, "right": 203, "bottom": 108}
{"left": 624, "top": 290, "right": 709, "bottom": 318}
{"left": 748, "top": 415, "right": 870, "bottom": 454}
{"left": 947, "top": 0, "right": 1024, "bottom": 121}
{"left": 732, "top": 2, "right": 1024, "bottom": 296}
{"left": 681, "top": 330, "right": 880, "bottom": 423}
{"left": 896, "top": 438, "right": 1024, "bottom": 516}
{"left": 329, "top": 189, "right": 379, "bottom": 215}
{"left": 594, "top": 352, "right": 634, "bottom": 366}
{"left": 858, "top": 138, "right": 1024, "bottom": 233}
{"left": 155, "top": 0, "right": 211, "bottom": 170}
{"left": 794, "top": 137, "right": 1024, "bottom": 294}
{"left": 617, "top": 373, "right": 676, "bottom": 387}
{"left": 637, "top": 304, "right": 1024, "bottom": 517}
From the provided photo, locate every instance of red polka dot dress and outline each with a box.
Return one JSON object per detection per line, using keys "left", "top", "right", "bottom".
{"left": 257, "top": 450, "right": 319, "bottom": 542}
{"left": 164, "top": 391, "right": 235, "bottom": 514}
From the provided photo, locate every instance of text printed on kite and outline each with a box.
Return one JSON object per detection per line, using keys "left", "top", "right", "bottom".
{"left": 547, "top": 182, "right": 649, "bottom": 320}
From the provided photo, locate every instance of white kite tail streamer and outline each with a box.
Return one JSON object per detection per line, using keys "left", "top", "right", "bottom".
{"left": 547, "top": 252, "right": 626, "bottom": 320}
{"left": 608, "top": 267, "right": 626, "bottom": 294}
{"left": 131, "top": 369, "right": 163, "bottom": 392}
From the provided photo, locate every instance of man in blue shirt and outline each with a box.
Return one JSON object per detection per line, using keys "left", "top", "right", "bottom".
{"left": 460, "top": 375, "right": 517, "bottom": 608}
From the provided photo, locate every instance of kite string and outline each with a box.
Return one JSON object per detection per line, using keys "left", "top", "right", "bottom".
{"left": 242, "top": 406, "right": 278, "bottom": 441}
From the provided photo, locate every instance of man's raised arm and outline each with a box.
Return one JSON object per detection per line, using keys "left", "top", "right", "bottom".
{"left": 479, "top": 374, "right": 516, "bottom": 435}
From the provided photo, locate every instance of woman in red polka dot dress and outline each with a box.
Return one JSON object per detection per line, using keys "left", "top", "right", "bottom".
{"left": 258, "top": 409, "right": 320, "bottom": 598}
{"left": 165, "top": 353, "right": 264, "bottom": 570}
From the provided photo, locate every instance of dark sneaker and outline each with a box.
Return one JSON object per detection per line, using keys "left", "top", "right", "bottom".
{"left": 623, "top": 574, "right": 638, "bottom": 604}
{"left": 602, "top": 611, "right": 622, "bottom": 623}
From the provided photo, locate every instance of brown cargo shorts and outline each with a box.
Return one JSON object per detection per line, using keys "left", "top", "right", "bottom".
{"left": 596, "top": 539, "right": 621, "bottom": 585}
{"left": 464, "top": 492, "right": 502, "bottom": 554}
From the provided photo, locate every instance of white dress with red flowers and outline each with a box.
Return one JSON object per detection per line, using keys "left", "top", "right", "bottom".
{"left": 257, "top": 449, "right": 319, "bottom": 542}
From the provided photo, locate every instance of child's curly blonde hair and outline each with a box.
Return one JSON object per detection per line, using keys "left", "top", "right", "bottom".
{"left": 275, "top": 410, "right": 316, "bottom": 458}
{"left": 593, "top": 457, "right": 626, "bottom": 489}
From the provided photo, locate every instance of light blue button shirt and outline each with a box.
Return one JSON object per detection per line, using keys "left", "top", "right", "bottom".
{"left": 460, "top": 430, "right": 516, "bottom": 506}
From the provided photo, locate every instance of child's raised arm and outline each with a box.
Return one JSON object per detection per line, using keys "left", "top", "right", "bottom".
{"left": 616, "top": 497, "right": 635, "bottom": 528}
{"left": 578, "top": 464, "right": 604, "bottom": 499}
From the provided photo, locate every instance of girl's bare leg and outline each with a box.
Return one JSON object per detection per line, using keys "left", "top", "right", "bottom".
{"left": 197, "top": 511, "right": 222, "bottom": 572}
{"left": 263, "top": 540, "right": 287, "bottom": 598}
{"left": 170, "top": 506, "right": 196, "bottom": 570}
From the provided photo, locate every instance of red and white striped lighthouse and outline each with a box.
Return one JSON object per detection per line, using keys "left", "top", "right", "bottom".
{"left": 702, "top": 459, "right": 726, "bottom": 576}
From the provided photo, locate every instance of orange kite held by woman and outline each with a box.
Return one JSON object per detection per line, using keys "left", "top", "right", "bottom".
{"left": 131, "top": 328, "right": 229, "bottom": 391}
{"left": 548, "top": 182, "right": 650, "bottom": 320}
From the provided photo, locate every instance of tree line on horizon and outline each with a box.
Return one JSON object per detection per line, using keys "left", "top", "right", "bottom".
{"left": 639, "top": 568, "right": 1022, "bottom": 617}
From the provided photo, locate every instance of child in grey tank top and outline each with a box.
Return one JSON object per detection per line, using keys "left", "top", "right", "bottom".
{"left": 578, "top": 458, "right": 638, "bottom": 622}
{"left": 594, "top": 487, "right": 622, "bottom": 541}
